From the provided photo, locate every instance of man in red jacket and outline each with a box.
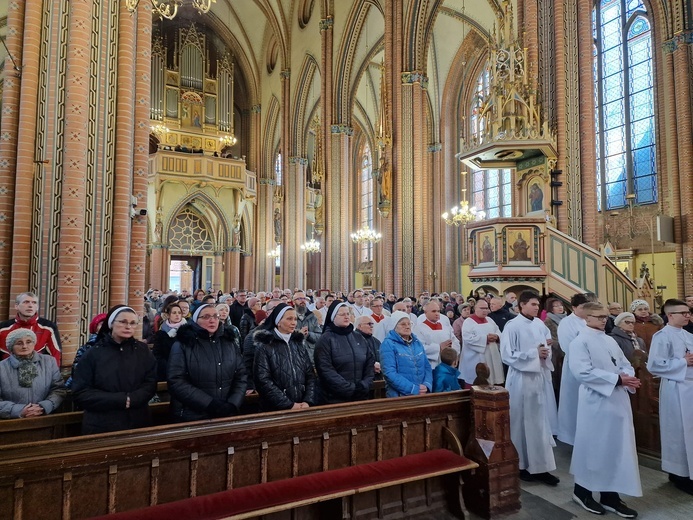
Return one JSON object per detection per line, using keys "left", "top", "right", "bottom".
{"left": 0, "top": 292, "right": 62, "bottom": 366}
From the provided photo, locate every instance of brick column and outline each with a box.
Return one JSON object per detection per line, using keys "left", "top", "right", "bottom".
{"left": 127, "top": 0, "right": 152, "bottom": 314}
{"left": 285, "top": 157, "right": 307, "bottom": 287}
{"left": 464, "top": 386, "right": 520, "bottom": 518}
{"left": 0, "top": 0, "right": 26, "bottom": 315}
{"left": 326, "top": 127, "right": 352, "bottom": 291}
{"left": 320, "top": 17, "right": 333, "bottom": 289}
{"left": 256, "top": 180, "right": 275, "bottom": 290}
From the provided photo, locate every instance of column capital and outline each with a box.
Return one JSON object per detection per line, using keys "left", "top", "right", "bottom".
{"left": 251, "top": 104, "right": 262, "bottom": 113}
{"left": 428, "top": 142, "right": 442, "bottom": 152}
{"left": 288, "top": 156, "right": 308, "bottom": 165}
{"left": 330, "top": 124, "right": 353, "bottom": 136}
{"left": 401, "top": 71, "right": 429, "bottom": 89}
{"left": 258, "top": 178, "right": 276, "bottom": 186}
{"left": 319, "top": 17, "right": 334, "bottom": 31}
{"left": 280, "top": 69, "right": 291, "bottom": 79}
{"left": 663, "top": 31, "right": 693, "bottom": 53}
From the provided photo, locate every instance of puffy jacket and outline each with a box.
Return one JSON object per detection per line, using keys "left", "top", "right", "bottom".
{"left": 239, "top": 308, "right": 257, "bottom": 343}
{"left": 253, "top": 329, "right": 316, "bottom": 411}
{"left": 167, "top": 323, "right": 247, "bottom": 422}
{"left": 72, "top": 334, "right": 157, "bottom": 434}
{"left": 380, "top": 329, "right": 432, "bottom": 397}
{"left": 314, "top": 330, "right": 375, "bottom": 404}
{"left": 152, "top": 323, "right": 181, "bottom": 381}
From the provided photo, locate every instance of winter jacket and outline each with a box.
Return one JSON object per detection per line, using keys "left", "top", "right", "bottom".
{"left": 152, "top": 323, "right": 181, "bottom": 381}
{"left": 167, "top": 323, "right": 247, "bottom": 422}
{"left": 72, "top": 334, "right": 157, "bottom": 435}
{"left": 295, "top": 310, "right": 323, "bottom": 361}
{"left": 239, "top": 308, "right": 257, "bottom": 343}
{"left": 314, "top": 329, "right": 375, "bottom": 404}
{"left": 0, "top": 352, "right": 66, "bottom": 418}
{"left": 380, "top": 329, "right": 432, "bottom": 397}
{"left": 608, "top": 326, "right": 646, "bottom": 362}
{"left": 229, "top": 301, "right": 247, "bottom": 328}
{"left": 253, "top": 329, "right": 316, "bottom": 411}
{"left": 0, "top": 315, "right": 62, "bottom": 366}
{"left": 432, "top": 363, "right": 462, "bottom": 393}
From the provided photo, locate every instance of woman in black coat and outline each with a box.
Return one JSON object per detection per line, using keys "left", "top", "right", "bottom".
{"left": 72, "top": 305, "right": 157, "bottom": 435}
{"left": 253, "top": 303, "right": 316, "bottom": 411}
{"left": 167, "top": 304, "right": 247, "bottom": 422}
{"left": 152, "top": 302, "right": 186, "bottom": 381}
{"left": 314, "top": 301, "right": 375, "bottom": 404}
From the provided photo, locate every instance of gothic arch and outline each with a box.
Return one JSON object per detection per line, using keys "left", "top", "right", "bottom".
{"left": 292, "top": 54, "right": 320, "bottom": 156}
{"left": 165, "top": 191, "right": 233, "bottom": 251}
{"left": 263, "top": 95, "right": 282, "bottom": 180}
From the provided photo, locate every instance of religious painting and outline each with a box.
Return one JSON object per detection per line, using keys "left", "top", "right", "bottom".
{"left": 525, "top": 175, "right": 546, "bottom": 215}
{"left": 180, "top": 91, "right": 204, "bottom": 129}
{"left": 507, "top": 228, "right": 533, "bottom": 262}
{"left": 477, "top": 230, "right": 496, "bottom": 264}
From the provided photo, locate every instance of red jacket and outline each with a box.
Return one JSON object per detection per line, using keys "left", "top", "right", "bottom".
{"left": 0, "top": 314, "right": 62, "bottom": 366}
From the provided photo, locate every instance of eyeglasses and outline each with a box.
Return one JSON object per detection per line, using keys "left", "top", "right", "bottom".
{"left": 669, "top": 311, "right": 692, "bottom": 316}
{"left": 363, "top": 322, "right": 375, "bottom": 326}
{"left": 198, "top": 314, "right": 220, "bottom": 321}
{"left": 622, "top": 320, "right": 636, "bottom": 325}
{"left": 588, "top": 315, "right": 609, "bottom": 320}
{"left": 115, "top": 320, "right": 139, "bottom": 327}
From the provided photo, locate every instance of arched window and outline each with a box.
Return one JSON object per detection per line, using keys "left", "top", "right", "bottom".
{"left": 470, "top": 67, "right": 490, "bottom": 145}
{"left": 274, "top": 152, "right": 283, "bottom": 186}
{"left": 593, "top": 0, "right": 657, "bottom": 210}
{"left": 471, "top": 169, "right": 512, "bottom": 219}
{"left": 360, "top": 146, "right": 374, "bottom": 262}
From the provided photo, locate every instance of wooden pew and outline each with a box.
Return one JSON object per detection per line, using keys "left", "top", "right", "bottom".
{"left": 0, "top": 388, "right": 520, "bottom": 519}
{"left": 0, "top": 380, "right": 387, "bottom": 446}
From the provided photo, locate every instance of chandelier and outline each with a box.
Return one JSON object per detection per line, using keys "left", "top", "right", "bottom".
{"left": 350, "top": 225, "right": 382, "bottom": 244}
{"left": 126, "top": 0, "right": 216, "bottom": 20}
{"left": 442, "top": 169, "right": 484, "bottom": 226}
{"left": 151, "top": 123, "right": 169, "bottom": 140}
{"left": 219, "top": 134, "right": 237, "bottom": 147}
{"left": 300, "top": 237, "right": 321, "bottom": 254}
{"left": 267, "top": 245, "right": 281, "bottom": 259}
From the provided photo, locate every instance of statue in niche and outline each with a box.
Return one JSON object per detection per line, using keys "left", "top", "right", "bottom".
{"left": 379, "top": 155, "right": 392, "bottom": 202}
{"left": 273, "top": 208, "right": 282, "bottom": 244}
{"left": 232, "top": 215, "right": 241, "bottom": 248}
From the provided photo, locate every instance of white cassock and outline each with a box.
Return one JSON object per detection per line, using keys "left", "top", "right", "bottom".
{"left": 501, "top": 314, "right": 556, "bottom": 474}
{"left": 371, "top": 314, "right": 387, "bottom": 342}
{"left": 557, "top": 312, "right": 586, "bottom": 445}
{"left": 350, "top": 305, "right": 373, "bottom": 318}
{"left": 461, "top": 317, "right": 504, "bottom": 385}
{"left": 569, "top": 327, "right": 642, "bottom": 496}
{"left": 414, "top": 319, "right": 461, "bottom": 370}
{"left": 647, "top": 325, "right": 693, "bottom": 478}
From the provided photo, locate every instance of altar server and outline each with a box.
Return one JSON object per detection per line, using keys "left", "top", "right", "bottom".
{"left": 569, "top": 302, "right": 641, "bottom": 518}
{"left": 415, "top": 301, "right": 460, "bottom": 370}
{"left": 501, "top": 291, "right": 558, "bottom": 486}
{"left": 647, "top": 298, "right": 693, "bottom": 496}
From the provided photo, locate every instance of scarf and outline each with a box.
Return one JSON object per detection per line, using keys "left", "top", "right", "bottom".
{"left": 423, "top": 319, "right": 442, "bottom": 331}
{"left": 165, "top": 319, "right": 185, "bottom": 330}
{"left": 372, "top": 314, "right": 385, "bottom": 323}
{"left": 14, "top": 353, "right": 38, "bottom": 387}
{"left": 547, "top": 312, "right": 566, "bottom": 325}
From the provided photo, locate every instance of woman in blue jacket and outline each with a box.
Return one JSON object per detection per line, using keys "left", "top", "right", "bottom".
{"left": 380, "top": 311, "right": 432, "bottom": 397}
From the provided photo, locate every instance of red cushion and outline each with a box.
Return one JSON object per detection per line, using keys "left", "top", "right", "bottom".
{"left": 91, "top": 449, "right": 473, "bottom": 520}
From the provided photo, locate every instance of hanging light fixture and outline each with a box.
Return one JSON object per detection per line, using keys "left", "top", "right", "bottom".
{"left": 300, "top": 236, "right": 321, "bottom": 254}
{"left": 126, "top": 0, "right": 216, "bottom": 21}
{"left": 350, "top": 225, "right": 382, "bottom": 244}
{"left": 151, "top": 123, "right": 170, "bottom": 141}
{"left": 442, "top": 169, "right": 485, "bottom": 226}
{"left": 267, "top": 245, "right": 281, "bottom": 259}
{"left": 219, "top": 134, "right": 238, "bottom": 147}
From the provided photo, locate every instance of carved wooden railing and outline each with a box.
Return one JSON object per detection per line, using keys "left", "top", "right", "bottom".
{"left": 0, "top": 389, "right": 519, "bottom": 520}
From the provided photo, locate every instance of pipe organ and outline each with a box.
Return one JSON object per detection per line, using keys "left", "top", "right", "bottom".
{"left": 150, "top": 23, "right": 236, "bottom": 154}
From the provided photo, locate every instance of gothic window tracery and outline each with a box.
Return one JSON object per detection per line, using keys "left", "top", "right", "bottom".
{"left": 168, "top": 208, "right": 215, "bottom": 253}
{"left": 360, "top": 146, "right": 374, "bottom": 262}
{"left": 593, "top": 0, "right": 657, "bottom": 210}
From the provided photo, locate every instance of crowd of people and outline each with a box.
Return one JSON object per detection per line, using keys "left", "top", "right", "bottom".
{"left": 1, "top": 287, "right": 693, "bottom": 517}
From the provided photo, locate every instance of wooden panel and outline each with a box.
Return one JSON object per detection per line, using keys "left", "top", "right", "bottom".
{"left": 550, "top": 236, "right": 565, "bottom": 277}
{"left": 566, "top": 244, "right": 582, "bottom": 287}
{"left": 583, "top": 254, "right": 598, "bottom": 293}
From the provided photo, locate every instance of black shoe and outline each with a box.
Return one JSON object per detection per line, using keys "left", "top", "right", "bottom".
{"left": 534, "top": 472, "right": 560, "bottom": 486}
{"left": 519, "top": 469, "right": 534, "bottom": 482}
{"left": 572, "top": 493, "right": 605, "bottom": 515}
{"left": 600, "top": 499, "right": 638, "bottom": 518}
{"left": 670, "top": 475, "right": 693, "bottom": 495}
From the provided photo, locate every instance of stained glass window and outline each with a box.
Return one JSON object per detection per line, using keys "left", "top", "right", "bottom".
{"left": 274, "top": 152, "right": 283, "bottom": 186}
{"left": 168, "top": 208, "right": 214, "bottom": 253}
{"left": 360, "top": 146, "right": 374, "bottom": 262}
{"left": 470, "top": 169, "right": 512, "bottom": 219}
{"left": 594, "top": 0, "right": 657, "bottom": 210}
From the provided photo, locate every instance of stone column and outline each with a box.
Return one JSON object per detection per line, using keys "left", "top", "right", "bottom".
{"left": 213, "top": 252, "right": 223, "bottom": 292}
{"left": 319, "top": 17, "right": 334, "bottom": 289}
{"left": 149, "top": 246, "right": 167, "bottom": 291}
{"left": 326, "top": 126, "right": 352, "bottom": 290}
{"left": 227, "top": 249, "right": 241, "bottom": 290}
{"left": 256, "top": 179, "right": 276, "bottom": 290}
{"left": 464, "top": 386, "right": 521, "bottom": 518}
{"left": 429, "top": 144, "right": 444, "bottom": 292}
{"left": 285, "top": 157, "right": 307, "bottom": 288}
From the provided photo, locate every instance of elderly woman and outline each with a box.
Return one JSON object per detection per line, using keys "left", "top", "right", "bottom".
{"left": 630, "top": 299, "right": 664, "bottom": 351}
{"left": 0, "top": 329, "right": 66, "bottom": 419}
{"left": 216, "top": 303, "right": 232, "bottom": 329}
{"left": 253, "top": 303, "right": 316, "bottom": 411}
{"left": 72, "top": 305, "right": 157, "bottom": 434}
{"left": 380, "top": 311, "right": 432, "bottom": 397}
{"left": 167, "top": 304, "right": 247, "bottom": 422}
{"left": 314, "top": 301, "right": 374, "bottom": 404}
{"left": 609, "top": 312, "right": 646, "bottom": 362}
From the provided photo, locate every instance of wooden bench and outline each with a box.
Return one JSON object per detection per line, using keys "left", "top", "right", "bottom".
{"left": 91, "top": 443, "right": 479, "bottom": 520}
